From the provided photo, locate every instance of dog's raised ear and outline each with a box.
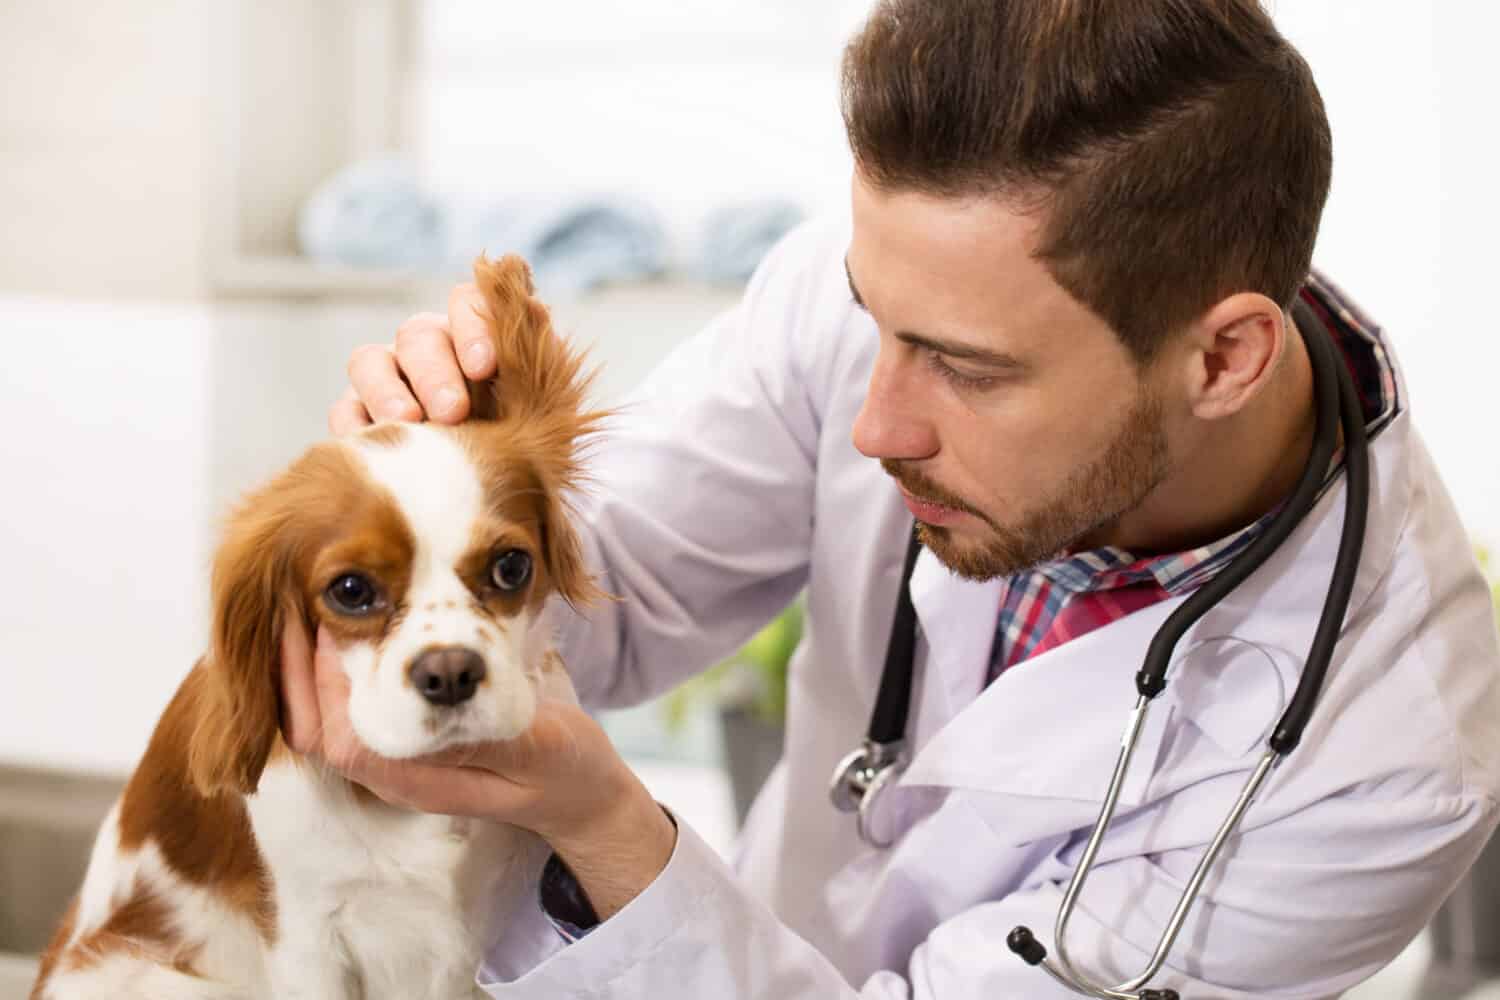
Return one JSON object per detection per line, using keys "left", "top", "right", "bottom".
{"left": 468, "top": 254, "right": 609, "bottom": 610}
{"left": 187, "top": 472, "right": 309, "bottom": 797}
{"left": 466, "top": 255, "right": 604, "bottom": 430}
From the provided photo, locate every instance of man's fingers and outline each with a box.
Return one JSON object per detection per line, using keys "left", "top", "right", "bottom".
{"left": 431, "top": 764, "right": 530, "bottom": 818}
{"left": 338, "top": 282, "right": 496, "bottom": 434}
{"left": 424, "top": 740, "right": 522, "bottom": 779}
{"left": 448, "top": 283, "right": 497, "bottom": 380}
{"left": 306, "top": 633, "right": 405, "bottom": 793}
{"left": 347, "top": 343, "right": 424, "bottom": 423}
{"left": 393, "top": 314, "right": 471, "bottom": 424}
{"left": 278, "top": 621, "right": 322, "bottom": 756}
{"left": 373, "top": 756, "right": 518, "bottom": 819}
{"left": 421, "top": 701, "right": 577, "bottom": 781}
{"left": 312, "top": 628, "right": 353, "bottom": 712}
{"left": 328, "top": 386, "right": 373, "bottom": 436}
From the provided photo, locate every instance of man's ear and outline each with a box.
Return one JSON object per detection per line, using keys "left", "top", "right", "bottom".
{"left": 187, "top": 487, "right": 304, "bottom": 797}
{"left": 1182, "top": 291, "right": 1288, "bottom": 420}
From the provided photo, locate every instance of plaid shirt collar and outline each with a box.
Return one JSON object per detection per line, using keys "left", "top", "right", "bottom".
{"left": 1034, "top": 535, "right": 1255, "bottom": 597}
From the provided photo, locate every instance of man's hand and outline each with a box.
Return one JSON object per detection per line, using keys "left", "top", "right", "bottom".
{"left": 279, "top": 623, "right": 677, "bottom": 919}
{"left": 331, "top": 284, "right": 499, "bottom": 434}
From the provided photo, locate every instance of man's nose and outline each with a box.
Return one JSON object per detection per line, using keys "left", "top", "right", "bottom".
{"left": 408, "top": 646, "right": 487, "bottom": 707}
{"left": 851, "top": 350, "right": 937, "bottom": 461}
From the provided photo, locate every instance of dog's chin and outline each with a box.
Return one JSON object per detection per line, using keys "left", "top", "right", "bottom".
{"left": 351, "top": 701, "right": 536, "bottom": 760}
{"left": 420, "top": 711, "right": 535, "bottom": 758}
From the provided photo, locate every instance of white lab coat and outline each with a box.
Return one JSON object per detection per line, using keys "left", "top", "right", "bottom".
{"left": 478, "top": 215, "right": 1500, "bottom": 998}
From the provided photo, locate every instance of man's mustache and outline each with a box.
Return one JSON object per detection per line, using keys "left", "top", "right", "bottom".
{"left": 880, "top": 459, "right": 992, "bottom": 526}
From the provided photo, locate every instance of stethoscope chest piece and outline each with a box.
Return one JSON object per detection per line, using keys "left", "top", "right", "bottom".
{"left": 828, "top": 738, "right": 908, "bottom": 847}
{"left": 829, "top": 528, "right": 925, "bottom": 848}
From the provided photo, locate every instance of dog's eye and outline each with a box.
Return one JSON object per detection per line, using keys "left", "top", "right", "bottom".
{"left": 490, "top": 549, "right": 532, "bottom": 592}
{"left": 326, "top": 573, "right": 379, "bottom": 615}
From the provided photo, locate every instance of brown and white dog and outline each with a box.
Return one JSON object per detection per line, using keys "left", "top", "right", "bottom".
{"left": 32, "top": 256, "right": 604, "bottom": 999}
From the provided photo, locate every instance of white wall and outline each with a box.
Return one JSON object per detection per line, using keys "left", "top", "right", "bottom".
{"left": 0, "top": 302, "right": 213, "bottom": 774}
{"left": 1273, "top": 1, "right": 1500, "bottom": 544}
{"left": 0, "top": 1, "right": 212, "bottom": 299}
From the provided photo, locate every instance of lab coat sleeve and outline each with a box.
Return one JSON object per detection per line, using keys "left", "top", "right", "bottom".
{"left": 546, "top": 220, "right": 844, "bottom": 708}
{"left": 478, "top": 788, "right": 1498, "bottom": 999}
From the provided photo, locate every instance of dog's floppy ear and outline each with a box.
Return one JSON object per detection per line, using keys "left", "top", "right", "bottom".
{"left": 470, "top": 254, "right": 609, "bottom": 610}
{"left": 187, "top": 473, "right": 308, "bottom": 797}
{"left": 530, "top": 451, "right": 605, "bottom": 611}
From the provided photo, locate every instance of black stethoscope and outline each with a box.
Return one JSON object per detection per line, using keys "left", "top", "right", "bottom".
{"left": 828, "top": 302, "right": 1370, "bottom": 1000}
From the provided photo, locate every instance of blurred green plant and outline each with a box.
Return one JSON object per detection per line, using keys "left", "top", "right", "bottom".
{"left": 1480, "top": 545, "right": 1500, "bottom": 618}
{"left": 663, "top": 599, "right": 804, "bottom": 731}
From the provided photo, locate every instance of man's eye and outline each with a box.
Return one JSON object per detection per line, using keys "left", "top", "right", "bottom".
{"left": 925, "top": 350, "right": 997, "bottom": 390}
{"left": 326, "top": 573, "right": 380, "bottom": 615}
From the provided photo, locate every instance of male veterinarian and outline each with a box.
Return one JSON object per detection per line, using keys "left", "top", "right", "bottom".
{"left": 282, "top": 1, "right": 1500, "bottom": 996}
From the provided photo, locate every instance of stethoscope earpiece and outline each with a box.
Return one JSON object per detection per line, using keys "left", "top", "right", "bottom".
{"left": 1006, "top": 926, "right": 1046, "bottom": 965}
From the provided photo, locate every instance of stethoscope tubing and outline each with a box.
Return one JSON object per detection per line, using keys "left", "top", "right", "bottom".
{"left": 1021, "top": 303, "right": 1372, "bottom": 998}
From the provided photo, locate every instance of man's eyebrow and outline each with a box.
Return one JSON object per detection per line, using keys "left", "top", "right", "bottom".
{"left": 896, "top": 331, "right": 1029, "bottom": 371}
{"left": 844, "top": 257, "right": 866, "bottom": 309}
{"left": 844, "top": 256, "right": 1028, "bottom": 372}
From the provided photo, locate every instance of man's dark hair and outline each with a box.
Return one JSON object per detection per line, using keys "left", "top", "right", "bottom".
{"left": 841, "top": 0, "right": 1333, "bottom": 364}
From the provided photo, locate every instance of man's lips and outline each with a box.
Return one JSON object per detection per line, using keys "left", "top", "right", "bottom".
{"left": 899, "top": 488, "right": 968, "bottom": 527}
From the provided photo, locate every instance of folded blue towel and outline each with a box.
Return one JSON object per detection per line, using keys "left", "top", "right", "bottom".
{"left": 297, "top": 158, "right": 796, "bottom": 296}
{"left": 694, "top": 199, "right": 805, "bottom": 286}
{"left": 297, "top": 158, "right": 444, "bottom": 269}
{"left": 446, "top": 194, "right": 667, "bottom": 298}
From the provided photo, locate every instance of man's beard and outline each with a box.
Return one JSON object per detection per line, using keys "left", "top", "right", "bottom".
{"left": 883, "top": 391, "right": 1171, "bottom": 581}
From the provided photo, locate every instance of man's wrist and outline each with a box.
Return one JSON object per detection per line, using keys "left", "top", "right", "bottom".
{"left": 547, "top": 789, "right": 677, "bottom": 921}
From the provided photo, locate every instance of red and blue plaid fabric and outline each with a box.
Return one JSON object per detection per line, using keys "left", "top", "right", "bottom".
{"left": 987, "top": 272, "right": 1399, "bottom": 681}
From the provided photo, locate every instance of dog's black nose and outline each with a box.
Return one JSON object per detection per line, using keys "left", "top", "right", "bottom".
{"left": 408, "top": 647, "right": 487, "bottom": 707}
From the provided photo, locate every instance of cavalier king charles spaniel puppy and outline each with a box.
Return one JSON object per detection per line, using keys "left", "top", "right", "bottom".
{"left": 32, "top": 256, "right": 603, "bottom": 999}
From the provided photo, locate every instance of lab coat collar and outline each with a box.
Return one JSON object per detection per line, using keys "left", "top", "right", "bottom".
{"left": 907, "top": 546, "right": 1003, "bottom": 726}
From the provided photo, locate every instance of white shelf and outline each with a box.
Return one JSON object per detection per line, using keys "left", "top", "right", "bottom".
{"left": 207, "top": 254, "right": 744, "bottom": 311}
{"left": 208, "top": 255, "right": 450, "bottom": 301}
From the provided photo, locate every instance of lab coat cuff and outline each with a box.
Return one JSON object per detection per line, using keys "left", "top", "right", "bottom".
{"left": 475, "top": 805, "right": 717, "bottom": 996}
